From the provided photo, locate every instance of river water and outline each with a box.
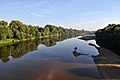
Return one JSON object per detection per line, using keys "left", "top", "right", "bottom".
{"left": 0, "top": 36, "right": 117, "bottom": 80}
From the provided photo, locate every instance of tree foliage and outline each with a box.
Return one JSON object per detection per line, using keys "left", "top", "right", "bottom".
{"left": 95, "top": 24, "right": 120, "bottom": 55}
{"left": 0, "top": 20, "right": 84, "bottom": 40}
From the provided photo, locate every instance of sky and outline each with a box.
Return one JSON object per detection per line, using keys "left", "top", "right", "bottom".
{"left": 0, "top": 0, "right": 120, "bottom": 31}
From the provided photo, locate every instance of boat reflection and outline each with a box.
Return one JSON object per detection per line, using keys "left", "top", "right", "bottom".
{"left": 72, "top": 47, "right": 89, "bottom": 57}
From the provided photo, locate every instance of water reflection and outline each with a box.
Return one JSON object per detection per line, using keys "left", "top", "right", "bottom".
{"left": 75, "top": 38, "right": 120, "bottom": 79}
{"left": 0, "top": 40, "right": 38, "bottom": 63}
{"left": 67, "top": 67, "right": 100, "bottom": 79}
{"left": 1, "top": 36, "right": 119, "bottom": 80}
{"left": 0, "top": 35, "right": 73, "bottom": 63}
{"left": 96, "top": 39, "right": 120, "bottom": 56}
{"left": 72, "top": 47, "right": 89, "bottom": 57}
{"left": 89, "top": 42, "right": 120, "bottom": 79}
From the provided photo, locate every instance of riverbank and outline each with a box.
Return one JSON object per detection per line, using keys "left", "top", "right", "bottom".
{"left": 95, "top": 24, "right": 120, "bottom": 56}
{"left": 79, "top": 35, "right": 96, "bottom": 41}
{"left": 92, "top": 47, "right": 120, "bottom": 79}
{"left": 0, "top": 36, "right": 48, "bottom": 47}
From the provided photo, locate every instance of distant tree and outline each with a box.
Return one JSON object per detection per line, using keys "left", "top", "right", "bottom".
{"left": 0, "top": 20, "right": 84, "bottom": 40}
{"left": 0, "top": 20, "right": 8, "bottom": 27}
{"left": 82, "top": 29, "right": 84, "bottom": 32}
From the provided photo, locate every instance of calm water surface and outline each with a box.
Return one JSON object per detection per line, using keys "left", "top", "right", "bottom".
{"left": 0, "top": 37, "right": 101, "bottom": 80}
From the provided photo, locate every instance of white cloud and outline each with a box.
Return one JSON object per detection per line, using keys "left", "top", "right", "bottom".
{"left": 63, "top": 17, "right": 114, "bottom": 31}
{"left": 81, "top": 17, "right": 112, "bottom": 24}
{"left": 24, "top": 0, "right": 49, "bottom": 8}
{"left": 30, "top": 13, "right": 45, "bottom": 17}
{"left": 84, "top": 11, "right": 102, "bottom": 15}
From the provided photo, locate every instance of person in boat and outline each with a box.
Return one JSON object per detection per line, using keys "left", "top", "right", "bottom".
{"left": 72, "top": 47, "right": 89, "bottom": 57}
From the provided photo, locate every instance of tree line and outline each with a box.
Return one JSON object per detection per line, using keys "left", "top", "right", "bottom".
{"left": 95, "top": 24, "right": 120, "bottom": 55}
{"left": 0, "top": 20, "right": 84, "bottom": 40}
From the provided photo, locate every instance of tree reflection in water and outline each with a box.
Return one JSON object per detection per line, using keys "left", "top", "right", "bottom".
{"left": 0, "top": 35, "right": 75, "bottom": 63}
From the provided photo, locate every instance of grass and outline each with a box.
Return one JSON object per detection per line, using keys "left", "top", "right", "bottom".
{"left": 0, "top": 36, "right": 50, "bottom": 47}
{"left": 0, "top": 39, "right": 19, "bottom": 46}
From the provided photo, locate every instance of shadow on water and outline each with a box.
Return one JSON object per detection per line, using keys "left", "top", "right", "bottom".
{"left": 88, "top": 42, "right": 120, "bottom": 79}
{"left": 66, "top": 68, "right": 100, "bottom": 79}
{"left": 96, "top": 39, "right": 120, "bottom": 56}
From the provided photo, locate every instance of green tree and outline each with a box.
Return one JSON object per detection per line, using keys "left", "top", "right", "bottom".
{"left": 0, "top": 20, "right": 8, "bottom": 27}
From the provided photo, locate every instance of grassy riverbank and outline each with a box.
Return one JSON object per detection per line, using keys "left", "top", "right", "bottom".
{"left": 0, "top": 20, "right": 85, "bottom": 46}
{"left": 93, "top": 47, "right": 120, "bottom": 79}
{"left": 0, "top": 36, "right": 48, "bottom": 46}
{"left": 0, "top": 39, "right": 19, "bottom": 45}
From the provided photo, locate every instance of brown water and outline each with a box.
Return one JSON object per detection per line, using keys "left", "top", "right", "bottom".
{"left": 0, "top": 36, "right": 116, "bottom": 80}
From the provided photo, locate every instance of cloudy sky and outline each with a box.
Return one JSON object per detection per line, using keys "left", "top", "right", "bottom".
{"left": 0, "top": 0, "right": 120, "bottom": 30}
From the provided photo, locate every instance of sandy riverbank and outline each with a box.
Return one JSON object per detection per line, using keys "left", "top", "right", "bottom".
{"left": 92, "top": 47, "right": 120, "bottom": 80}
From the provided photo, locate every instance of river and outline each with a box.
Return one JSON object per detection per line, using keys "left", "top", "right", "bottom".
{"left": 0, "top": 36, "right": 120, "bottom": 80}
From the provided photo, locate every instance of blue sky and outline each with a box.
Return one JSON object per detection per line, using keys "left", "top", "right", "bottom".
{"left": 0, "top": 0, "right": 120, "bottom": 30}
